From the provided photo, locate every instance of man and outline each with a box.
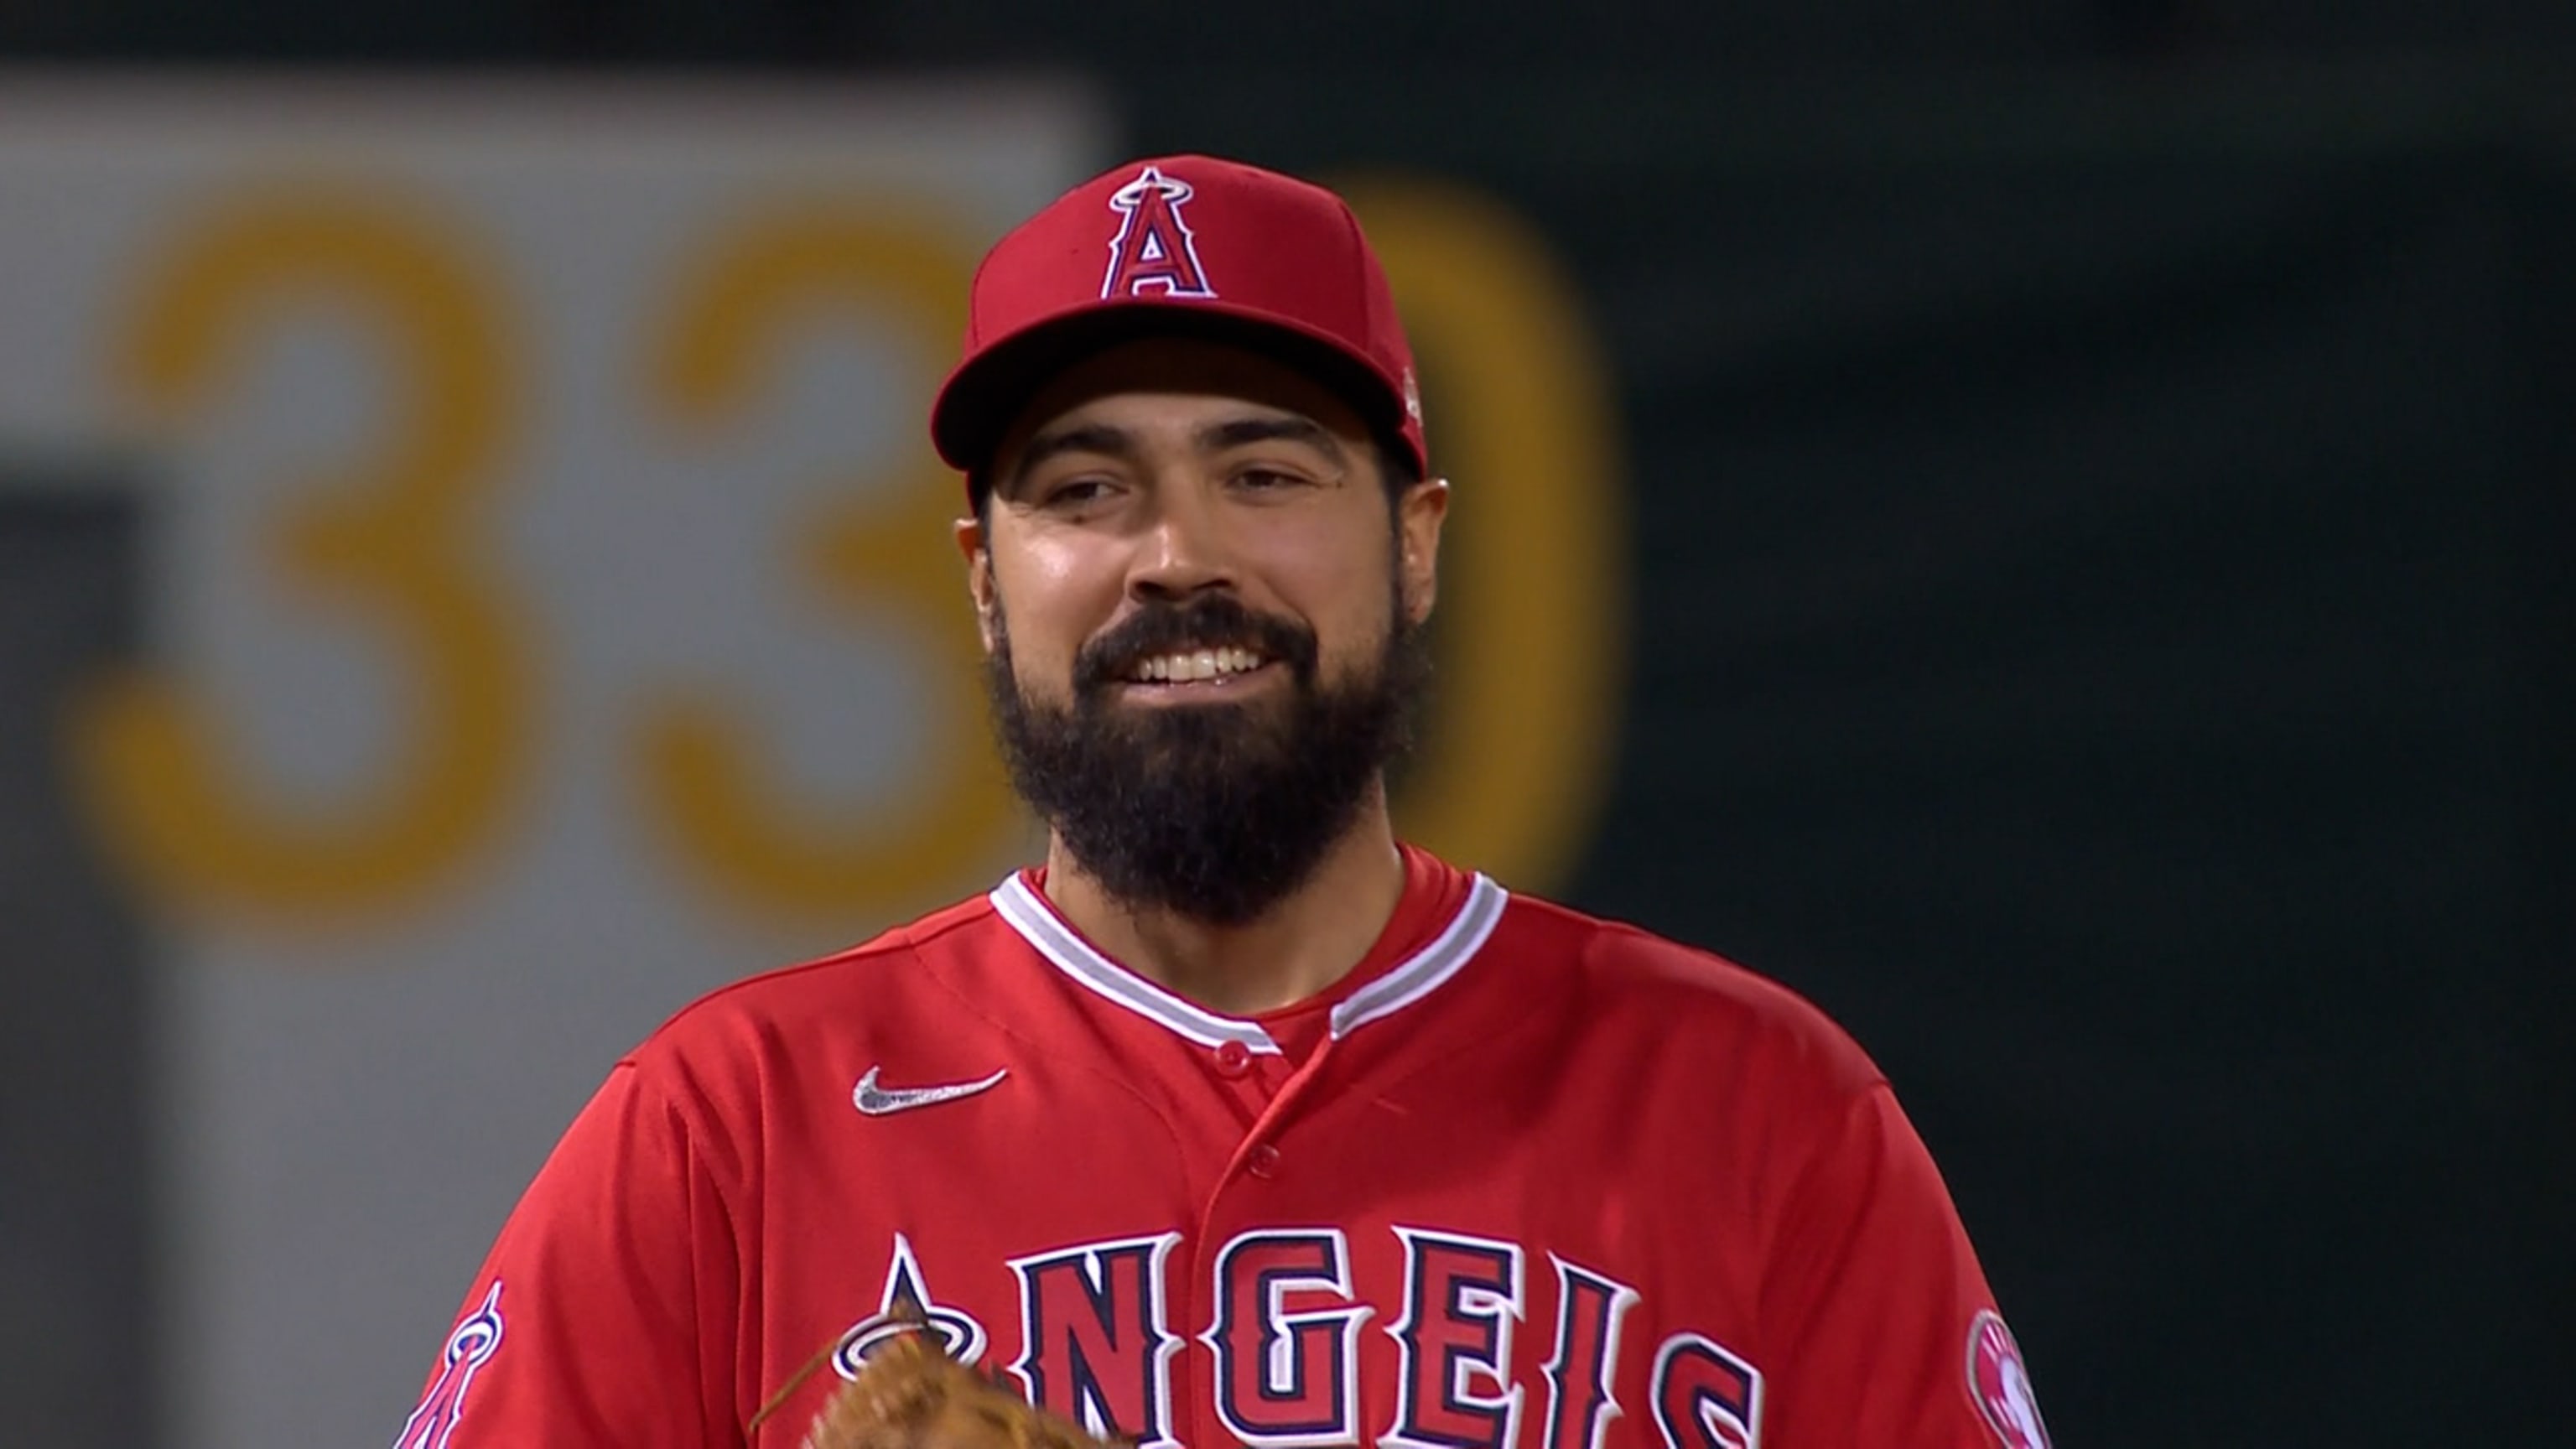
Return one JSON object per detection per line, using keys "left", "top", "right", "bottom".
{"left": 396, "top": 155, "right": 2050, "bottom": 1449}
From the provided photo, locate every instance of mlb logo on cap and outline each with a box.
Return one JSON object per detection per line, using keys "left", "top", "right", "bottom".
{"left": 930, "top": 154, "right": 1427, "bottom": 486}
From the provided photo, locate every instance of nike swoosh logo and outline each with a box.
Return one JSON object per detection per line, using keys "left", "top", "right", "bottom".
{"left": 853, "top": 1066, "right": 1009, "bottom": 1117}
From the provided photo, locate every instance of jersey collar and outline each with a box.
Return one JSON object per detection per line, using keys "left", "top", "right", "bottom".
{"left": 988, "top": 870, "right": 1509, "bottom": 1053}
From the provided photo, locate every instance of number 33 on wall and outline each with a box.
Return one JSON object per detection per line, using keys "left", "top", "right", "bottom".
{"left": 63, "top": 178, "right": 1624, "bottom": 934}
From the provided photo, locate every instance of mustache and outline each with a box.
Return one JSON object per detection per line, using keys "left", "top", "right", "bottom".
{"left": 1072, "top": 595, "right": 1320, "bottom": 693}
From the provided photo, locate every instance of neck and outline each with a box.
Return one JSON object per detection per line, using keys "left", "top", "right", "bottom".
{"left": 1040, "top": 789, "right": 1409, "bottom": 1017}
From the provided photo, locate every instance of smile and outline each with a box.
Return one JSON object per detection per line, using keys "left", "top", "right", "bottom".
{"left": 1126, "top": 647, "right": 1268, "bottom": 684}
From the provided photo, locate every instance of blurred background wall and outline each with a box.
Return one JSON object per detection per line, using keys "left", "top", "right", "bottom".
{"left": 0, "top": 5, "right": 2567, "bottom": 1448}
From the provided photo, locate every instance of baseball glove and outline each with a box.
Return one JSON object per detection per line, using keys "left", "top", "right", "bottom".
{"left": 764, "top": 1327, "right": 1127, "bottom": 1449}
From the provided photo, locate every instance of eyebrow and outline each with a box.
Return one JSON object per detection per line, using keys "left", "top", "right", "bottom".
{"left": 1004, "top": 412, "right": 1348, "bottom": 498}
{"left": 1199, "top": 414, "right": 1348, "bottom": 463}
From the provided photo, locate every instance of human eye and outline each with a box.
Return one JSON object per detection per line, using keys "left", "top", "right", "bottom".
{"left": 1036, "top": 475, "right": 1119, "bottom": 512}
{"left": 1229, "top": 464, "right": 1322, "bottom": 495}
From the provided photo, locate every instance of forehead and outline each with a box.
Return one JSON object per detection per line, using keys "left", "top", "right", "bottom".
{"left": 993, "top": 335, "right": 1374, "bottom": 466}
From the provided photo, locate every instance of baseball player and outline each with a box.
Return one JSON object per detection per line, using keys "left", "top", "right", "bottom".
{"left": 396, "top": 155, "right": 2049, "bottom": 1449}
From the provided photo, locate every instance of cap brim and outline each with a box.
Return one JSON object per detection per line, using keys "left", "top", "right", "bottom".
{"left": 931, "top": 300, "right": 1417, "bottom": 486}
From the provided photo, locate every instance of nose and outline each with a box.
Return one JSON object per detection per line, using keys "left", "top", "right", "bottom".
{"left": 1127, "top": 485, "right": 1237, "bottom": 603}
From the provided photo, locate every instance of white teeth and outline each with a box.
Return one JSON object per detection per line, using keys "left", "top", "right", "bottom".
{"left": 1130, "top": 647, "right": 1265, "bottom": 683}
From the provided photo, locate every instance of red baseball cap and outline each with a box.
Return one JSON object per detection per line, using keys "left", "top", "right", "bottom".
{"left": 930, "top": 154, "right": 1427, "bottom": 486}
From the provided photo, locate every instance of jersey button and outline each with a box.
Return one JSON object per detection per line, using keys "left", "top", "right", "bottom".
{"left": 1245, "top": 1143, "right": 1281, "bottom": 1179}
{"left": 1213, "top": 1040, "right": 1254, "bottom": 1078}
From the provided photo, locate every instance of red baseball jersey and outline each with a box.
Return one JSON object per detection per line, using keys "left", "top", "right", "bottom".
{"left": 397, "top": 848, "right": 2049, "bottom": 1449}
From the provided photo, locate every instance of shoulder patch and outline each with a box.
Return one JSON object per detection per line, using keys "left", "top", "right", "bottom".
{"left": 1966, "top": 1310, "right": 2049, "bottom": 1449}
{"left": 393, "top": 1280, "right": 506, "bottom": 1449}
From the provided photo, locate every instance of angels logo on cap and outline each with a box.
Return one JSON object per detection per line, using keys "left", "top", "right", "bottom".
{"left": 1966, "top": 1311, "right": 2052, "bottom": 1449}
{"left": 1101, "top": 166, "right": 1216, "bottom": 300}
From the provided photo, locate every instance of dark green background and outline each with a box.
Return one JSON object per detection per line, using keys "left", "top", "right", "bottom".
{"left": 1135, "top": 75, "right": 2573, "bottom": 1443}
{"left": 1179, "top": 80, "right": 2576, "bottom": 1446}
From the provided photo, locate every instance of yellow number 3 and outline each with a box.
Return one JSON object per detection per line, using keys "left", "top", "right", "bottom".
{"left": 636, "top": 210, "right": 1020, "bottom": 922}
{"left": 70, "top": 196, "right": 532, "bottom": 922}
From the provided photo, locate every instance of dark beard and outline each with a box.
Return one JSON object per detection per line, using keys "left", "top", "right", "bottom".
{"left": 984, "top": 589, "right": 1428, "bottom": 927}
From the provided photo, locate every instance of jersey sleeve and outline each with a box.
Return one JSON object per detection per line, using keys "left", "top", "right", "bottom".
{"left": 1756, "top": 1083, "right": 2050, "bottom": 1449}
{"left": 391, "top": 1060, "right": 745, "bottom": 1448}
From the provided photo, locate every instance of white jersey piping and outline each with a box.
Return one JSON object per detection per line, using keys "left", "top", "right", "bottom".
{"left": 987, "top": 870, "right": 1509, "bottom": 1051}
{"left": 1327, "top": 873, "right": 1508, "bottom": 1038}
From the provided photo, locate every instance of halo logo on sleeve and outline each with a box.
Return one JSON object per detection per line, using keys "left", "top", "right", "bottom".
{"left": 391, "top": 1281, "right": 505, "bottom": 1449}
{"left": 1966, "top": 1310, "right": 2050, "bottom": 1449}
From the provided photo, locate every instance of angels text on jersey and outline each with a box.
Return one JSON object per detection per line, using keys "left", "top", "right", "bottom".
{"left": 806, "top": 1226, "right": 1762, "bottom": 1449}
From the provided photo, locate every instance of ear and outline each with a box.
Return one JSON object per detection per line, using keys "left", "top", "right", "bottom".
{"left": 954, "top": 514, "right": 1001, "bottom": 653}
{"left": 1395, "top": 477, "right": 1452, "bottom": 625}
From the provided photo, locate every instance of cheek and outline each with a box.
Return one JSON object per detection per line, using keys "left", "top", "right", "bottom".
{"left": 1276, "top": 519, "right": 1403, "bottom": 666}
{"left": 990, "top": 538, "right": 1119, "bottom": 681}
